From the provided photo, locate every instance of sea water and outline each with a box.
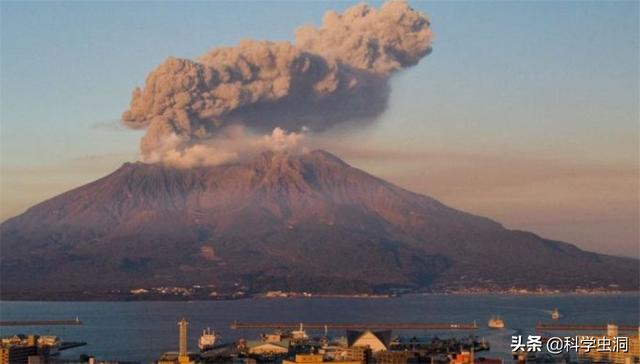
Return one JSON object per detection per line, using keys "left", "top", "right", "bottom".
{"left": 1, "top": 293, "right": 638, "bottom": 363}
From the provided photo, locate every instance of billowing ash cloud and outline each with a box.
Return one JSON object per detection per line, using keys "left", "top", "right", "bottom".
{"left": 122, "top": 1, "right": 432, "bottom": 164}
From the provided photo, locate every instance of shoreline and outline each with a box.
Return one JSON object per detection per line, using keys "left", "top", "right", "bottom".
{"left": 1, "top": 290, "right": 638, "bottom": 303}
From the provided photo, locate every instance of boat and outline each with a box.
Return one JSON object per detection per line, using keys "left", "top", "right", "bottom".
{"left": 198, "top": 327, "right": 219, "bottom": 352}
{"left": 551, "top": 308, "right": 561, "bottom": 320}
{"left": 291, "top": 323, "right": 309, "bottom": 340}
{"left": 488, "top": 316, "right": 505, "bottom": 329}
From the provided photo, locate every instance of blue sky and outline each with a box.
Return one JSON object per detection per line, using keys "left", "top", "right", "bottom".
{"left": 1, "top": 1, "right": 638, "bottom": 257}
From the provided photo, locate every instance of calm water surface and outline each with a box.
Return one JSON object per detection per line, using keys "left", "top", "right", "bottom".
{"left": 1, "top": 294, "right": 638, "bottom": 363}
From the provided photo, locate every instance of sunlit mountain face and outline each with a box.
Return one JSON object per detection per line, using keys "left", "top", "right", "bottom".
{"left": 1, "top": 150, "right": 637, "bottom": 299}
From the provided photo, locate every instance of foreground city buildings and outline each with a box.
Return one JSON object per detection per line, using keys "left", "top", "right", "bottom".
{"left": 156, "top": 318, "right": 493, "bottom": 364}
{"left": 2, "top": 319, "right": 639, "bottom": 364}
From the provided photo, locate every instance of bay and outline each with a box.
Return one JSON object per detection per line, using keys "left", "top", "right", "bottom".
{"left": 1, "top": 294, "right": 638, "bottom": 363}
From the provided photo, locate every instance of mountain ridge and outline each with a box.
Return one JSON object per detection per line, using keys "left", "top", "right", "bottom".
{"left": 1, "top": 150, "right": 637, "bottom": 299}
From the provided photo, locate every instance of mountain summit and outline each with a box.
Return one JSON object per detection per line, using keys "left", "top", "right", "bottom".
{"left": 1, "top": 150, "right": 637, "bottom": 298}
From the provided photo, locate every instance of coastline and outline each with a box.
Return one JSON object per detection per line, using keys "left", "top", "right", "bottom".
{"left": 1, "top": 290, "right": 637, "bottom": 303}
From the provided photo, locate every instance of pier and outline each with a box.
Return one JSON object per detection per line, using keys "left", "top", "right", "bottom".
{"left": 60, "top": 342, "right": 87, "bottom": 351}
{"left": 0, "top": 318, "right": 82, "bottom": 326}
{"left": 536, "top": 323, "right": 639, "bottom": 332}
{"left": 230, "top": 322, "right": 479, "bottom": 330}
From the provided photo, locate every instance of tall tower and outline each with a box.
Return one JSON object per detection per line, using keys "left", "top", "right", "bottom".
{"left": 178, "top": 317, "right": 189, "bottom": 364}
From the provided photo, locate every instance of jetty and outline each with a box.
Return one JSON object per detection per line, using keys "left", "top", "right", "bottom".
{"left": 230, "top": 322, "right": 478, "bottom": 330}
{"left": 0, "top": 318, "right": 82, "bottom": 326}
{"left": 60, "top": 341, "right": 87, "bottom": 350}
{"left": 536, "top": 323, "right": 639, "bottom": 331}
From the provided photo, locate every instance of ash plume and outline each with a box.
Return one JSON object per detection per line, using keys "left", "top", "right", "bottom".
{"left": 122, "top": 1, "right": 433, "bottom": 165}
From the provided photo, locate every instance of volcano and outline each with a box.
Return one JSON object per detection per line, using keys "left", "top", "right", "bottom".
{"left": 1, "top": 150, "right": 637, "bottom": 298}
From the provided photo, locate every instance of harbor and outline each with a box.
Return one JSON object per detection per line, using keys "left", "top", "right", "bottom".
{"left": 4, "top": 316, "right": 639, "bottom": 364}
{"left": 161, "top": 317, "right": 492, "bottom": 364}
{"left": 1, "top": 294, "right": 638, "bottom": 363}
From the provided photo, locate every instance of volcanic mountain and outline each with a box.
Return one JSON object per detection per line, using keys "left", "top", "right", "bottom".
{"left": 1, "top": 150, "right": 637, "bottom": 298}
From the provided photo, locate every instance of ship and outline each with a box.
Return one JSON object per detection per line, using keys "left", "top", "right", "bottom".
{"left": 551, "top": 308, "right": 561, "bottom": 320}
{"left": 291, "top": 323, "right": 309, "bottom": 340}
{"left": 198, "top": 327, "right": 219, "bottom": 352}
{"left": 488, "top": 316, "right": 505, "bottom": 329}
